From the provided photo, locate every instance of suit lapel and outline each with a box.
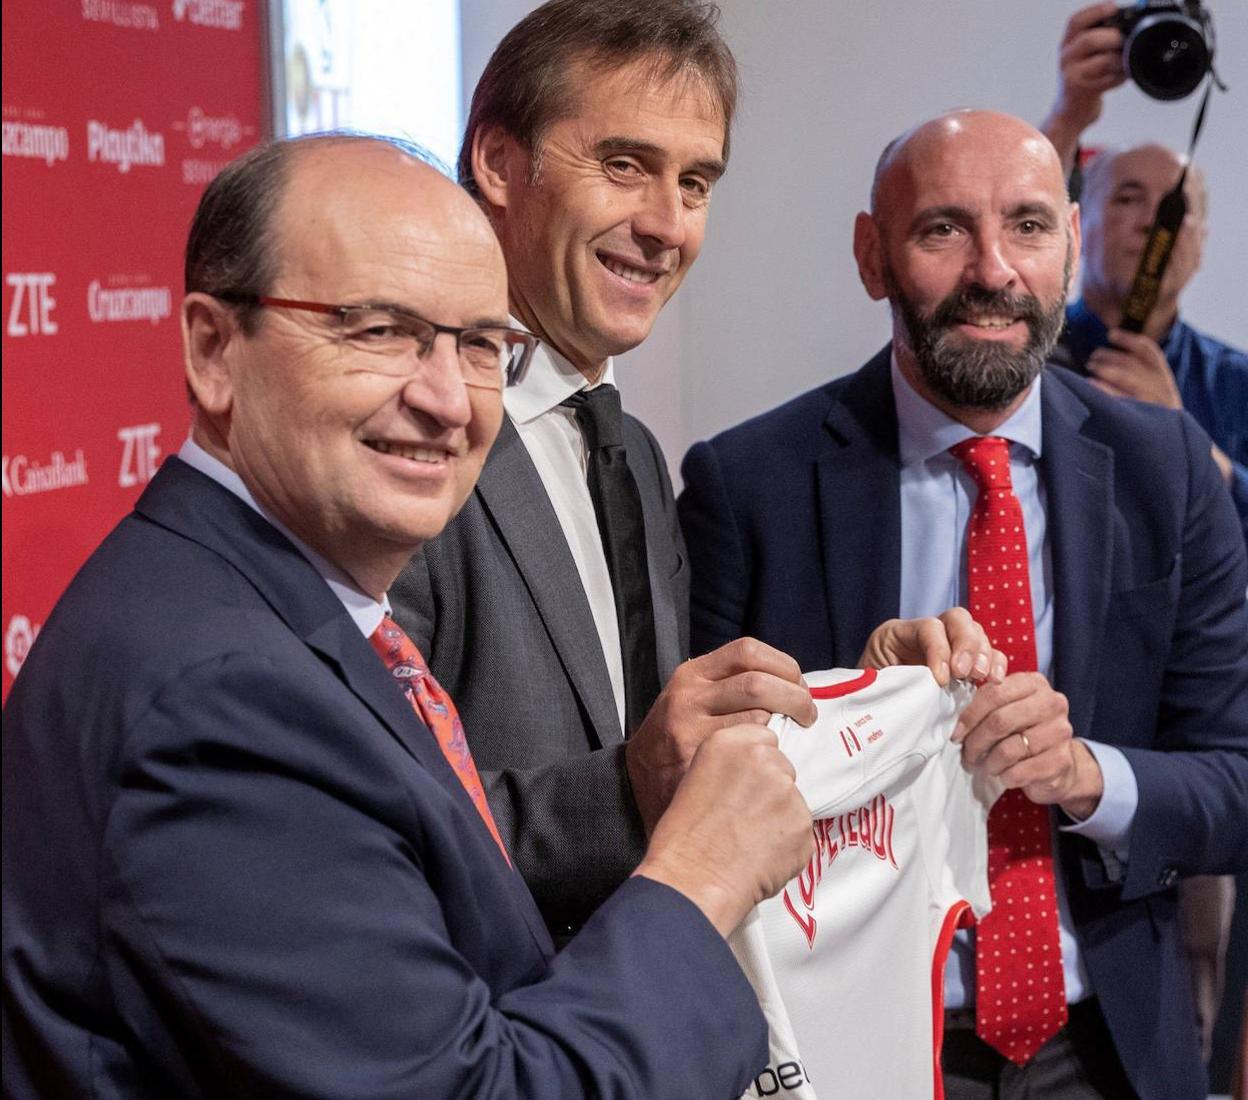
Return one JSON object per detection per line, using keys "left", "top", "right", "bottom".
{"left": 817, "top": 348, "right": 903, "bottom": 666}
{"left": 475, "top": 419, "right": 624, "bottom": 747}
{"left": 134, "top": 460, "right": 458, "bottom": 784}
{"left": 1040, "top": 374, "right": 1114, "bottom": 737}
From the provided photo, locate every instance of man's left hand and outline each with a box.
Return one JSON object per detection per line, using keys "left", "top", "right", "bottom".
{"left": 858, "top": 607, "right": 1008, "bottom": 687}
{"left": 953, "top": 671, "right": 1104, "bottom": 818}
{"left": 1087, "top": 328, "right": 1183, "bottom": 409}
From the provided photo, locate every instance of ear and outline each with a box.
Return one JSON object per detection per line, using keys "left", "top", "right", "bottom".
{"left": 471, "top": 124, "right": 523, "bottom": 211}
{"left": 1066, "top": 202, "right": 1083, "bottom": 295}
{"left": 853, "top": 211, "right": 889, "bottom": 301}
{"left": 182, "top": 292, "right": 241, "bottom": 417}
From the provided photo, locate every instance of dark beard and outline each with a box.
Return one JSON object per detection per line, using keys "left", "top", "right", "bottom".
{"left": 885, "top": 262, "right": 1069, "bottom": 411}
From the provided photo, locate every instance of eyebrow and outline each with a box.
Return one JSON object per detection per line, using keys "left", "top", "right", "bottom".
{"left": 342, "top": 299, "right": 513, "bottom": 330}
{"left": 907, "top": 200, "right": 1060, "bottom": 233}
{"left": 592, "top": 136, "right": 726, "bottom": 181}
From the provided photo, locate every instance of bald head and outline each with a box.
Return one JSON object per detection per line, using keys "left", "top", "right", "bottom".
{"left": 870, "top": 110, "right": 1069, "bottom": 222}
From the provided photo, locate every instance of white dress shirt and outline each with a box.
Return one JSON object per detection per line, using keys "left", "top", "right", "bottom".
{"left": 178, "top": 438, "right": 387, "bottom": 639}
{"left": 503, "top": 339, "right": 627, "bottom": 733}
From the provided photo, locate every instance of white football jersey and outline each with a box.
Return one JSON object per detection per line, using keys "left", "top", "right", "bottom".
{"left": 731, "top": 666, "right": 1000, "bottom": 1100}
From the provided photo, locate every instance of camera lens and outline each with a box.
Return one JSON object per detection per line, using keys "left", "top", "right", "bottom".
{"left": 1125, "top": 14, "right": 1211, "bottom": 100}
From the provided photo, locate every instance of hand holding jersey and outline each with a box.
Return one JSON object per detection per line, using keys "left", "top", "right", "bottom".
{"left": 954, "top": 672, "right": 1105, "bottom": 819}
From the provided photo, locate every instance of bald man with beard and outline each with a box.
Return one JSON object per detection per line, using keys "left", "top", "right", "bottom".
{"left": 678, "top": 110, "right": 1248, "bottom": 1100}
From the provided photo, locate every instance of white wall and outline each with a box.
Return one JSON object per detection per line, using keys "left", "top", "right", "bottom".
{"left": 462, "top": 1, "right": 1248, "bottom": 483}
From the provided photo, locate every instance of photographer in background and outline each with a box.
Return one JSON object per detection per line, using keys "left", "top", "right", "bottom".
{"left": 1041, "top": 3, "right": 1248, "bottom": 543}
{"left": 1040, "top": 2, "right": 1247, "bottom": 1076}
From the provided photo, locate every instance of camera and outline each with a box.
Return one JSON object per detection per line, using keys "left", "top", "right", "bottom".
{"left": 1100, "top": 1, "right": 1215, "bottom": 101}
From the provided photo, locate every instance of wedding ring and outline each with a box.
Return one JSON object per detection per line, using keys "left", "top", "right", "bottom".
{"left": 1018, "top": 731, "right": 1032, "bottom": 757}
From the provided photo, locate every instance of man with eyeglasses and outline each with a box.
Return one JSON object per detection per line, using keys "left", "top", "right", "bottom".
{"left": 2, "top": 133, "right": 820, "bottom": 1097}
{"left": 390, "top": 0, "right": 1001, "bottom": 948}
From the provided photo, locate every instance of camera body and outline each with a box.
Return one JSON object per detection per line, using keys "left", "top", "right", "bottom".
{"left": 1100, "top": 1, "right": 1214, "bottom": 100}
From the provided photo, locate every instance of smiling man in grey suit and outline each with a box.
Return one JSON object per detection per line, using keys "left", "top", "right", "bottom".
{"left": 392, "top": 0, "right": 998, "bottom": 939}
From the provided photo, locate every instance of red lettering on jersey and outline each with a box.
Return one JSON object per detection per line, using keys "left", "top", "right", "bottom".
{"left": 782, "top": 798, "right": 900, "bottom": 945}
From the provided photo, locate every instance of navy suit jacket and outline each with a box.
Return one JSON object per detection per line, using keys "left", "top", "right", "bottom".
{"left": 678, "top": 348, "right": 1248, "bottom": 1100}
{"left": 2, "top": 458, "right": 765, "bottom": 1099}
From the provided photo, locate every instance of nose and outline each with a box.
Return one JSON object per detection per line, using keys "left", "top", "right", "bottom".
{"left": 964, "top": 230, "right": 1018, "bottom": 293}
{"left": 632, "top": 176, "right": 687, "bottom": 252}
{"left": 402, "top": 331, "right": 473, "bottom": 428}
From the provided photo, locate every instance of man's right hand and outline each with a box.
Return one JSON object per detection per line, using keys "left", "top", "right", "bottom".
{"left": 1041, "top": 1, "right": 1127, "bottom": 172}
{"left": 625, "top": 637, "right": 816, "bottom": 835}
{"left": 634, "top": 724, "right": 814, "bottom": 937}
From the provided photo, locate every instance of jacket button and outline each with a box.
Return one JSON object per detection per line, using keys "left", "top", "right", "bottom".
{"left": 1158, "top": 867, "right": 1178, "bottom": 888}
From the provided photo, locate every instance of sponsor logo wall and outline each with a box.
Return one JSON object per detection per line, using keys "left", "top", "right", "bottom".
{"left": 2, "top": 1, "right": 264, "bottom": 697}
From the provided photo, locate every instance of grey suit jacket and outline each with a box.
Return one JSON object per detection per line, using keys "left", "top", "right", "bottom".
{"left": 391, "top": 413, "right": 689, "bottom": 936}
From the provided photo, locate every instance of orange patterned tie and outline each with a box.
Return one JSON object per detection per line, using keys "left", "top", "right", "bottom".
{"left": 951, "top": 436, "right": 1066, "bottom": 1064}
{"left": 370, "top": 615, "right": 510, "bottom": 865}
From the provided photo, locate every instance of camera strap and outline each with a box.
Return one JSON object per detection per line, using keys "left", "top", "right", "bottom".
{"left": 1119, "top": 75, "right": 1218, "bottom": 332}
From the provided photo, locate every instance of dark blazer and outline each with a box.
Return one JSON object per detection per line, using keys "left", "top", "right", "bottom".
{"left": 391, "top": 413, "right": 689, "bottom": 936}
{"left": 1, "top": 458, "right": 762, "bottom": 1099}
{"left": 678, "top": 348, "right": 1248, "bottom": 1100}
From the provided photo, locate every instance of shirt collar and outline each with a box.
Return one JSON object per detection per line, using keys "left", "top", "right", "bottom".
{"left": 177, "top": 437, "right": 389, "bottom": 637}
{"left": 503, "top": 319, "right": 617, "bottom": 424}
{"left": 890, "top": 349, "right": 1043, "bottom": 467}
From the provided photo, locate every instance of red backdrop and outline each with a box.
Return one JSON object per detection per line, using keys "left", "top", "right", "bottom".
{"left": 2, "top": 0, "right": 266, "bottom": 699}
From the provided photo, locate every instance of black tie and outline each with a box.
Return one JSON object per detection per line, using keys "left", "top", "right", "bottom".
{"left": 561, "top": 384, "right": 661, "bottom": 735}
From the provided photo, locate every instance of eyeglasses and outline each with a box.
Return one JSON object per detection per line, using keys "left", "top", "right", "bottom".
{"left": 214, "top": 293, "right": 539, "bottom": 388}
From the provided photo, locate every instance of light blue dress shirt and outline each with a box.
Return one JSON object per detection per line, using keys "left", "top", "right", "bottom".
{"left": 889, "top": 358, "right": 1140, "bottom": 1009}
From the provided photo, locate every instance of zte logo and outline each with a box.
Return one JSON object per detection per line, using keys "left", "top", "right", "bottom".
{"left": 6, "top": 273, "right": 58, "bottom": 336}
{"left": 118, "top": 423, "right": 162, "bottom": 487}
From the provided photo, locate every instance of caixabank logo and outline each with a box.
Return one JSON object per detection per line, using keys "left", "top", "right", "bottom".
{"left": 2, "top": 450, "right": 90, "bottom": 498}
{"left": 5, "top": 615, "right": 42, "bottom": 680}
{"left": 172, "top": 0, "right": 244, "bottom": 31}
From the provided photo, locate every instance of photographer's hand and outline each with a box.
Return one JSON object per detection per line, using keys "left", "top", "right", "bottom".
{"left": 1041, "top": 2, "right": 1127, "bottom": 174}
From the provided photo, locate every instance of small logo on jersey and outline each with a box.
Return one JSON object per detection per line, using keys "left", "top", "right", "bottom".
{"left": 746, "top": 1059, "right": 812, "bottom": 1096}
{"left": 782, "top": 794, "right": 899, "bottom": 948}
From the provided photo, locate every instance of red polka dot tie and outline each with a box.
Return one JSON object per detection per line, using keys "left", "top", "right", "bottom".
{"left": 951, "top": 435, "right": 1066, "bottom": 1065}
{"left": 370, "top": 616, "right": 510, "bottom": 865}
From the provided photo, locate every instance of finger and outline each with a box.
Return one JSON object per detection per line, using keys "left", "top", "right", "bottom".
{"left": 1063, "top": 1, "right": 1123, "bottom": 40}
{"left": 706, "top": 669, "right": 817, "bottom": 727}
{"left": 939, "top": 607, "right": 993, "bottom": 682}
{"left": 1106, "top": 329, "right": 1168, "bottom": 366}
{"left": 1089, "top": 377, "right": 1131, "bottom": 399}
{"left": 914, "top": 615, "right": 954, "bottom": 684}
{"left": 1064, "top": 25, "right": 1126, "bottom": 61}
{"left": 953, "top": 673, "right": 1064, "bottom": 751}
{"left": 981, "top": 717, "right": 1073, "bottom": 780}
{"left": 951, "top": 674, "right": 1036, "bottom": 742}
{"left": 963, "top": 693, "right": 1069, "bottom": 767}
{"left": 988, "top": 649, "right": 1009, "bottom": 684}
{"left": 695, "top": 636, "right": 805, "bottom": 686}
{"left": 999, "top": 740, "right": 1079, "bottom": 793}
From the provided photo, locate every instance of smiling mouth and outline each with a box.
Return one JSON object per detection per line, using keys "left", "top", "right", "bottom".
{"left": 597, "top": 253, "right": 661, "bottom": 285}
{"left": 955, "top": 315, "right": 1022, "bottom": 331}
{"left": 363, "top": 440, "right": 450, "bottom": 464}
